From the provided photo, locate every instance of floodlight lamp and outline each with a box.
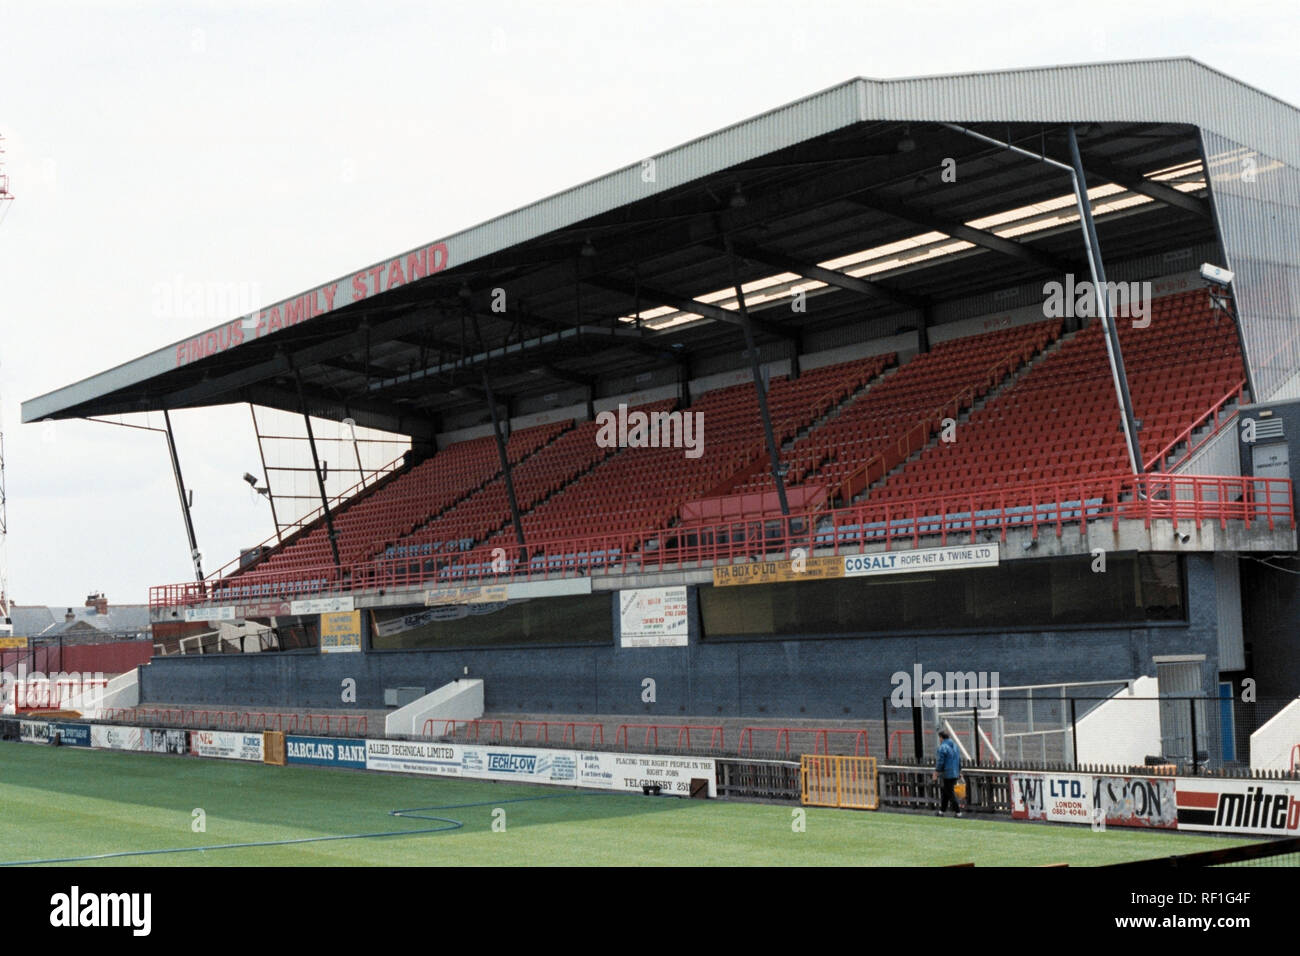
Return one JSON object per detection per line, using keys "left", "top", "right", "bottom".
{"left": 1200, "top": 263, "right": 1234, "bottom": 286}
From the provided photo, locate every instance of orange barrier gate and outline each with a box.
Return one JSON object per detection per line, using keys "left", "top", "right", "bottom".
{"left": 801, "top": 755, "right": 878, "bottom": 810}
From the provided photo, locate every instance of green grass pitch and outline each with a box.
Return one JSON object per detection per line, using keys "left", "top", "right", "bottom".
{"left": 0, "top": 741, "right": 1253, "bottom": 866}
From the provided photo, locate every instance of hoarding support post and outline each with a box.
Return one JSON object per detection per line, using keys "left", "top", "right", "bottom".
{"left": 882, "top": 697, "right": 890, "bottom": 760}
{"left": 1070, "top": 697, "right": 1079, "bottom": 770}
{"left": 1190, "top": 698, "right": 1200, "bottom": 775}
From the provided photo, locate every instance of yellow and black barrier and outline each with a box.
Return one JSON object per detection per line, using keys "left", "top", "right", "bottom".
{"left": 800, "top": 754, "right": 878, "bottom": 810}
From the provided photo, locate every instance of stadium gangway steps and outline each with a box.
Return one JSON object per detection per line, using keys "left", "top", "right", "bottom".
{"left": 738, "top": 726, "right": 870, "bottom": 757}
{"left": 613, "top": 723, "right": 725, "bottom": 752}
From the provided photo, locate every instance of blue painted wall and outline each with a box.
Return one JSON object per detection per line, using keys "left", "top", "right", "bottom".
{"left": 141, "top": 555, "right": 1227, "bottom": 719}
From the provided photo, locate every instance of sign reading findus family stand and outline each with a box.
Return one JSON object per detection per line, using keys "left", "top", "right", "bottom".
{"left": 173, "top": 242, "right": 450, "bottom": 368}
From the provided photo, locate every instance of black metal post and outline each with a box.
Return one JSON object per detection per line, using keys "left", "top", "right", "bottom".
{"left": 1066, "top": 126, "right": 1144, "bottom": 475}
{"left": 725, "top": 238, "right": 790, "bottom": 517}
{"left": 162, "top": 409, "right": 205, "bottom": 583}
{"left": 482, "top": 369, "right": 527, "bottom": 564}
{"left": 1070, "top": 697, "right": 1079, "bottom": 770}
{"left": 882, "top": 697, "right": 890, "bottom": 760}
{"left": 912, "top": 704, "right": 924, "bottom": 764}
{"left": 973, "top": 707, "right": 981, "bottom": 764}
{"left": 291, "top": 370, "right": 342, "bottom": 569}
{"left": 1190, "top": 698, "right": 1200, "bottom": 775}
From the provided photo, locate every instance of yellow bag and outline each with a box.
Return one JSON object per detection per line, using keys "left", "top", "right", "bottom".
{"left": 953, "top": 780, "right": 967, "bottom": 800}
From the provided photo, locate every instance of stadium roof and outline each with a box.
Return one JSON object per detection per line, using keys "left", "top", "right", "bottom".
{"left": 23, "top": 58, "right": 1300, "bottom": 436}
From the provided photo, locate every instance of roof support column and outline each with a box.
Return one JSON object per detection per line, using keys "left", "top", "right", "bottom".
{"left": 1065, "top": 126, "right": 1144, "bottom": 474}
{"left": 481, "top": 368, "right": 527, "bottom": 565}
{"left": 162, "top": 409, "right": 205, "bottom": 584}
{"left": 725, "top": 237, "right": 790, "bottom": 517}
{"left": 939, "top": 122, "right": 1143, "bottom": 475}
{"left": 291, "top": 368, "right": 342, "bottom": 569}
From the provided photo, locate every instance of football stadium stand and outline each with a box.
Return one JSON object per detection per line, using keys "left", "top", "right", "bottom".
{"left": 19, "top": 61, "right": 1300, "bottom": 774}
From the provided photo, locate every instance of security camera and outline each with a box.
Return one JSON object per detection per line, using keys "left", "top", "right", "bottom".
{"left": 242, "top": 472, "right": 258, "bottom": 487}
{"left": 1200, "top": 263, "right": 1234, "bottom": 286}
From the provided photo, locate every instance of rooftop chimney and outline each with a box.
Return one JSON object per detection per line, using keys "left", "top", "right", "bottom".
{"left": 65, "top": 608, "right": 75, "bottom": 623}
{"left": 85, "top": 592, "right": 108, "bottom": 615}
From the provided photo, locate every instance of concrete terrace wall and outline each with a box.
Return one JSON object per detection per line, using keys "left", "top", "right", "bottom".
{"left": 141, "top": 556, "right": 1228, "bottom": 718}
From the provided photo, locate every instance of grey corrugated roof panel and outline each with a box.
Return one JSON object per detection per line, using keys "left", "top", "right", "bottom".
{"left": 22, "top": 58, "right": 1300, "bottom": 423}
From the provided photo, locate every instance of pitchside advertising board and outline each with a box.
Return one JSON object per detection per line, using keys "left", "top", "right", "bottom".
{"left": 1010, "top": 772, "right": 1181, "bottom": 831}
{"left": 285, "top": 735, "right": 367, "bottom": 769}
{"left": 1176, "top": 779, "right": 1300, "bottom": 836}
{"left": 52, "top": 722, "right": 91, "bottom": 747}
{"left": 1011, "top": 773, "right": 1094, "bottom": 824}
{"left": 364, "top": 740, "right": 718, "bottom": 797}
{"left": 189, "top": 730, "right": 264, "bottom": 761}
{"left": 91, "top": 724, "right": 143, "bottom": 751}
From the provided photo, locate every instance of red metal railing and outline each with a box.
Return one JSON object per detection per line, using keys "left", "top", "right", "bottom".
{"left": 151, "top": 473, "right": 1294, "bottom": 609}
{"left": 887, "top": 727, "right": 976, "bottom": 759}
{"left": 1145, "top": 380, "right": 1247, "bottom": 472}
{"left": 613, "top": 723, "right": 724, "bottom": 751}
{"left": 1291, "top": 744, "right": 1299, "bottom": 774}
{"left": 100, "top": 707, "right": 366, "bottom": 736}
{"left": 508, "top": 720, "right": 605, "bottom": 748}
{"left": 207, "top": 451, "right": 409, "bottom": 580}
{"left": 739, "top": 726, "right": 870, "bottom": 756}
{"left": 422, "top": 718, "right": 505, "bottom": 741}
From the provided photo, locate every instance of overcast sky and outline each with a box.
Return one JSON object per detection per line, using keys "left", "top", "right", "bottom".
{"left": 1, "top": 0, "right": 1297, "bottom": 607}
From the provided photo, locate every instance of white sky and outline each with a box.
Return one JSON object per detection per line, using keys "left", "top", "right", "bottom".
{"left": 1, "top": 0, "right": 1297, "bottom": 606}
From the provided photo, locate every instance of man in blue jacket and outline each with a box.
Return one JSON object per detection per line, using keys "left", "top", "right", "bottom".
{"left": 933, "top": 729, "right": 963, "bottom": 817}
